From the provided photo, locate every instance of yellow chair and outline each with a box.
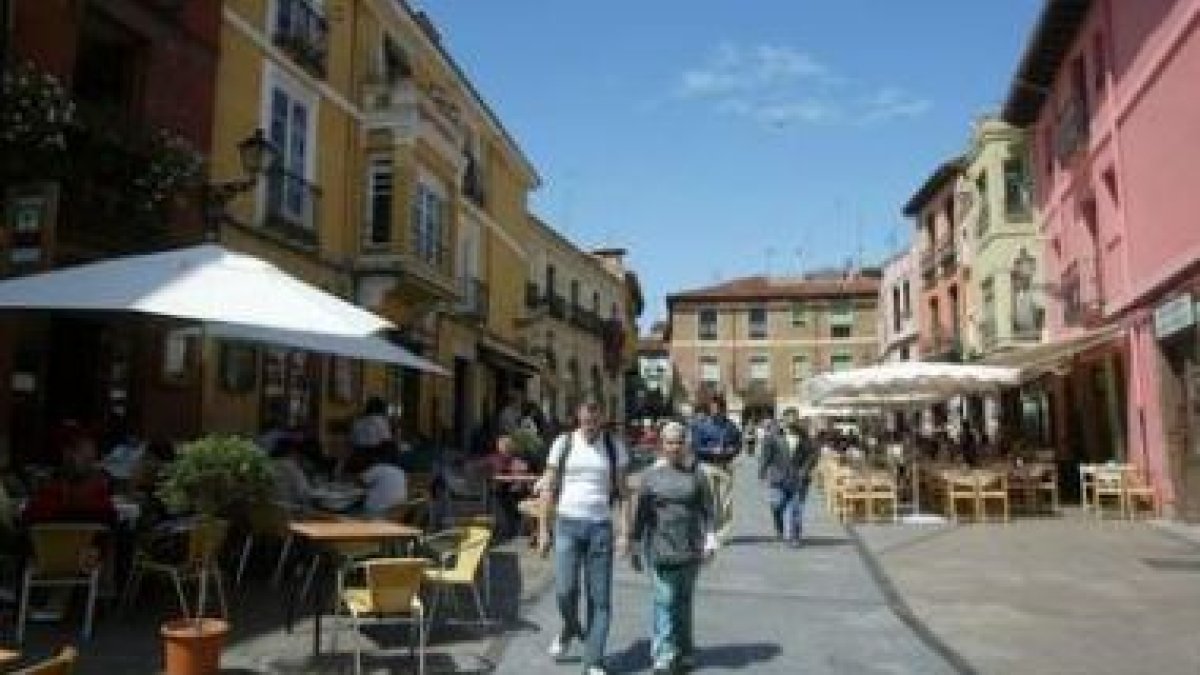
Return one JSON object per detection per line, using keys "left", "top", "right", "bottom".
{"left": 1092, "top": 468, "right": 1126, "bottom": 519}
{"left": 975, "top": 470, "right": 1010, "bottom": 523}
{"left": 421, "top": 525, "right": 492, "bottom": 627}
{"left": 123, "top": 518, "right": 229, "bottom": 618}
{"left": 17, "top": 524, "right": 106, "bottom": 643}
{"left": 867, "top": 471, "right": 898, "bottom": 523}
{"left": 335, "top": 558, "right": 429, "bottom": 675}
{"left": 12, "top": 646, "right": 78, "bottom": 675}
{"left": 944, "top": 471, "right": 979, "bottom": 522}
{"left": 1123, "top": 468, "right": 1158, "bottom": 519}
{"left": 836, "top": 475, "right": 871, "bottom": 524}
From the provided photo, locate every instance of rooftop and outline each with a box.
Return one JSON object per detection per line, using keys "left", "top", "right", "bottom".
{"left": 667, "top": 274, "right": 880, "bottom": 305}
{"left": 1001, "top": 0, "right": 1095, "bottom": 126}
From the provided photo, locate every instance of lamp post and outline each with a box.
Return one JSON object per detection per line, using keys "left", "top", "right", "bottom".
{"left": 201, "top": 129, "right": 277, "bottom": 241}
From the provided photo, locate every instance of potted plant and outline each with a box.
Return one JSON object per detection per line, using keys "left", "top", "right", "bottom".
{"left": 156, "top": 435, "right": 274, "bottom": 675}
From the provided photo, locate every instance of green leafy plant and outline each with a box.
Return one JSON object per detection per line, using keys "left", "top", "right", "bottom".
{"left": 158, "top": 435, "right": 274, "bottom": 517}
{"left": 510, "top": 427, "right": 546, "bottom": 464}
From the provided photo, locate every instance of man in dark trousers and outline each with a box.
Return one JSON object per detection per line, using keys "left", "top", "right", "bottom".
{"left": 757, "top": 407, "right": 818, "bottom": 547}
{"left": 689, "top": 394, "right": 742, "bottom": 542}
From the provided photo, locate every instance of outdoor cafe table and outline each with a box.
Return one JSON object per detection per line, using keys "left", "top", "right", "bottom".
{"left": 283, "top": 519, "right": 423, "bottom": 656}
{"left": 0, "top": 649, "right": 18, "bottom": 668}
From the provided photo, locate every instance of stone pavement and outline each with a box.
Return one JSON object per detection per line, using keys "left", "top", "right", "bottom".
{"left": 493, "top": 460, "right": 957, "bottom": 674}
{"left": 855, "top": 511, "right": 1200, "bottom": 675}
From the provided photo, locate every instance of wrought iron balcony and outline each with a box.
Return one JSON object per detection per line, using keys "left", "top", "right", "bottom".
{"left": 264, "top": 167, "right": 320, "bottom": 248}
{"left": 272, "top": 0, "right": 328, "bottom": 78}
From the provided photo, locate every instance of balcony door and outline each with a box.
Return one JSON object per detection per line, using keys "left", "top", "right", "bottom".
{"left": 266, "top": 69, "right": 316, "bottom": 230}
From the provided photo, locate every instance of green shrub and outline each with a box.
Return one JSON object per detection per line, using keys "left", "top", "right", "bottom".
{"left": 158, "top": 435, "right": 274, "bottom": 517}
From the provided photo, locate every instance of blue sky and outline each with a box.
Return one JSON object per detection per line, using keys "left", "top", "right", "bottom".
{"left": 417, "top": 0, "right": 1044, "bottom": 328}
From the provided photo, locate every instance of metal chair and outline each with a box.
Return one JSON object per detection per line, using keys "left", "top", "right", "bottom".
{"left": 122, "top": 518, "right": 229, "bottom": 618}
{"left": 17, "top": 524, "right": 106, "bottom": 643}
{"left": 335, "top": 557, "right": 429, "bottom": 675}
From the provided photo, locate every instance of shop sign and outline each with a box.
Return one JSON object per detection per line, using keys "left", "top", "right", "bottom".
{"left": 1153, "top": 294, "right": 1195, "bottom": 339}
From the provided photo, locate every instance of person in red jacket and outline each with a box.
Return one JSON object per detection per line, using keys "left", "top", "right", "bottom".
{"left": 24, "top": 437, "right": 116, "bottom": 526}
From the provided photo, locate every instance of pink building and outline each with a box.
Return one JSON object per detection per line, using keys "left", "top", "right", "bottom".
{"left": 1004, "top": 0, "right": 1200, "bottom": 520}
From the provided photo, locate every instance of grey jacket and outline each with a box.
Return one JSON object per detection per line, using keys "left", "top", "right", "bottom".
{"left": 758, "top": 429, "right": 818, "bottom": 488}
{"left": 631, "top": 460, "right": 715, "bottom": 566}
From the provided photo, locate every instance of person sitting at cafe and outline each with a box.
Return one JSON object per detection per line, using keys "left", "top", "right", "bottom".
{"left": 351, "top": 397, "right": 393, "bottom": 456}
{"left": 356, "top": 449, "right": 408, "bottom": 519}
{"left": 271, "top": 438, "right": 314, "bottom": 513}
{"left": 475, "top": 434, "right": 532, "bottom": 539}
{"left": 24, "top": 436, "right": 116, "bottom": 526}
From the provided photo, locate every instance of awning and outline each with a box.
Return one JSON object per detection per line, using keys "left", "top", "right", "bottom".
{"left": 478, "top": 335, "right": 540, "bottom": 375}
{"left": 983, "top": 323, "right": 1123, "bottom": 378}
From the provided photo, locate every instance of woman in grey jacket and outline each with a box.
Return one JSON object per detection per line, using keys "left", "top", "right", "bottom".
{"left": 757, "top": 408, "right": 818, "bottom": 546}
{"left": 631, "top": 421, "right": 718, "bottom": 674}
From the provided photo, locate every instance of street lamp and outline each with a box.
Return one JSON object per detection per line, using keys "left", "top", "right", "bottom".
{"left": 202, "top": 128, "right": 278, "bottom": 240}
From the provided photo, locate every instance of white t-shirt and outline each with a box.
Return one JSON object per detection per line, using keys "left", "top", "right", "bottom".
{"left": 351, "top": 414, "right": 392, "bottom": 449}
{"left": 547, "top": 430, "right": 629, "bottom": 522}
{"left": 361, "top": 464, "right": 407, "bottom": 515}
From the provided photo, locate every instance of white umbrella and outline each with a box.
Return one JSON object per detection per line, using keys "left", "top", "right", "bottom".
{"left": 806, "top": 362, "right": 1022, "bottom": 403}
{"left": 178, "top": 323, "right": 448, "bottom": 375}
{"left": 0, "top": 244, "right": 389, "bottom": 337}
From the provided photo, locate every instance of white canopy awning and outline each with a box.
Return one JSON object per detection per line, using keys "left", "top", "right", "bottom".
{"left": 0, "top": 244, "right": 390, "bottom": 337}
{"left": 189, "top": 323, "right": 448, "bottom": 375}
{"left": 0, "top": 244, "right": 449, "bottom": 374}
{"left": 806, "top": 362, "right": 1022, "bottom": 403}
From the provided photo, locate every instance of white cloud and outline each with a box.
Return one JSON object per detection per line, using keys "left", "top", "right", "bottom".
{"left": 859, "top": 87, "right": 933, "bottom": 123}
{"left": 672, "top": 42, "right": 929, "bottom": 130}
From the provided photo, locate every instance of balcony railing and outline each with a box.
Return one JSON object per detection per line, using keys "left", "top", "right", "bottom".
{"left": 456, "top": 276, "right": 489, "bottom": 323}
{"left": 547, "top": 293, "right": 566, "bottom": 320}
{"left": 272, "top": 0, "right": 328, "bottom": 78}
{"left": 1061, "top": 256, "right": 1104, "bottom": 326}
{"left": 979, "top": 316, "right": 998, "bottom": 351}
{"left": 264, "top": 168, "right": 320, "bottom": 248}
{"left": 407, "top": 224, "right": 450, "bottom": 275}
{"left": 937, "top": 236, "right": 957, "bottom": 268}
{"left": 1054, "top": 97, "right": 1089, "bottom": 161}
{"left": 920, "top": 247, "right": 937, "bottom": 281}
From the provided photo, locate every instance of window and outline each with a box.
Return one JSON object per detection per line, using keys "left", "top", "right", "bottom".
{"left": 790, "top": 302, "right": 808, "bottom": 327}
{"left": 1003, "top": 155, "right": 1031, "bottom": 218}
{"left": 365, "top": 154, "right": 393, "bottom": 245}
{"left": 829, "top": 301, "right": 854, "bottom": 328}
{"left": 1071, "top": 54, "right": 1088, "bottom": 115}
{"left": 748, "top": 307, "right": 767, "bottom": 339}
{"left": 381, "top": 35, "right": 411, "bottom": 84}
{"left": 699, "top": 309, "right": 717, "bottom": 340}
{"left": 831, "top": 351, "right": 854, "bottom": 372}
{"left": 411, "top": 179, "right": 447, "bottom": 268}
{"left": 749, "top": 354, "right": 770, "bottom": 382}
{"left": 272, "top": 0, "right": 329, "bottom": 77}
{"left": 975, "top": 170, "right": 990, "bottom": 235}
{"left": 592, "top": 291, "right": 600, "bottom": 312}
{"left": 266, "top": 74, "right": 317, "bottom": 231}
{"left": 570, "top": 279, "right": 580, "bottom": 307}
{"left": 902, "top": 280, "right": 912, "bottom": 318}
{"left": 545, "top": 264, "right": 556, "bottom": 295}
{"left": 790, "top": 354, "right": 810, "bottom": 380}
{"left": 831, "top": 324, "right": 852, "bottom": 339}
{"left": 892, "top": 287, "right": 902, "bottom": 333}
{"left": 699, "top": 356, "right": 720, "bottom": 384}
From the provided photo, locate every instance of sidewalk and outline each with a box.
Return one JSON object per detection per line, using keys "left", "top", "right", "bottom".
{"left": 854, "top": 511, "right": 1200, "bottom": 675}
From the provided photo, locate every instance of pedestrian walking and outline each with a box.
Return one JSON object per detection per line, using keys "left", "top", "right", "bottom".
{"left": 757, "top": 407, "right": 818, "bottom": 546}
{"left": 689, "top": 394, "right": 741, "bottom": 542}
{"left": 539, "top": 400, "right": 631, "bottom": 675}
{"left": 630, "top": 421, "right": 718, "bottom": 674}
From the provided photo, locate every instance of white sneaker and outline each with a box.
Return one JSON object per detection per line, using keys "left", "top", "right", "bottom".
{"left": 586, "top": 667, "right": 610, "bottom": 675}
{"left": 548, "top": 631, "right": 572, "bottom": 658}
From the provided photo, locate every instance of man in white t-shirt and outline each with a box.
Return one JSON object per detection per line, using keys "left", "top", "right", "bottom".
{"left": 351, "top": 397, "right": 393, "bottom": 453}
{"left": 539, "top": 400, "right": 630, "bottom": 675}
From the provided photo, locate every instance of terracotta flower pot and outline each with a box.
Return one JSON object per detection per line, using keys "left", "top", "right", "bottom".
{"left": 161, "top": 618, "right": 229, "bottom": 675}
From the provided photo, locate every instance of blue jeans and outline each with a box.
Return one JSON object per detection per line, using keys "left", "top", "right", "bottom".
{"left": 650, "top": 560, "right": 700, "bottom": 667}
{"left": 767, "top": 482, "right": 808, "bottom": 541}
{"left": 554, "top": 517, "right": 614, "bottom": 668}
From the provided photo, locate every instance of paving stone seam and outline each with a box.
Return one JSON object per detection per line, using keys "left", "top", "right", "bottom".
{"left": 869, "top": 524, "right": 964, "bottom": 556}
{"left": 845, "top": 523, "right": 980, "bottom": 675}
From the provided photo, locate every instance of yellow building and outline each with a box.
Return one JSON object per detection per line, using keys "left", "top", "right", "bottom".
{"left": 519, "top": 217, "right": 639, "bottom": 428}
{"left": 208, "top": 0, "right": 538, "bottom": 450}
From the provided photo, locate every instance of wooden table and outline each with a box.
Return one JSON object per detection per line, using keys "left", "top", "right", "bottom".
{"left": 284, "top": 519, "right": 423, "bottom": 656}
